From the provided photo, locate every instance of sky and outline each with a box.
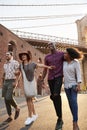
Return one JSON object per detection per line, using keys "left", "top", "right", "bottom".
{"left": 0, "top": 0, "right": 87, "bottom": 40}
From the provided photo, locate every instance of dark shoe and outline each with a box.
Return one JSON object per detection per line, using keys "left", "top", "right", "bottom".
{"left": 73, "top": 122, "right": 80, "bottom": 130}
{"left": 14, "top": 109, "right": 20, "bottom": 120}
{"left": 55, "top": 119, "right": 63, "bottom": 130}
{"left": 4, "top": 117, "right": 13, "bottom": 123}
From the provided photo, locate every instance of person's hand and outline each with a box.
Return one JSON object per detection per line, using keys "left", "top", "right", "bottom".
{"left": 1, "top": 78, "right": 4, "bottom": 88}
{"left": 48, "top": 65, "right": 56, "bottom": 69}
{"left": 14, "top": 70, "right": 20, "bottom": 76}
{"left": 13, "top": 81, "right": 18, "bottom": 88}
{"left": 76, "top": 84, "right": 81, "bottom": 92}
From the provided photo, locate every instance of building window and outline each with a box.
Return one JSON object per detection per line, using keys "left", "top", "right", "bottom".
{"left": 8, "top": 43, "right": 13, "bottom": 51}
{"left": 21, "top": 44, "right": 23, "bottom": 48}
{"left": 8, "top": 40, "right": 17, "bottom": 59}
{"left": 34, "top": 53, "right": 36, "bottom": 56}
{"left": 8, "top": 41, "right": 16, "bottom": 51}
{"left": 0, "top": 31, "right": 3, "bottom": 36}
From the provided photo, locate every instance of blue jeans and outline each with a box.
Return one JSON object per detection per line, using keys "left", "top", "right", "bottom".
{"left": 65, "top": 87, "right": 78, "bottom": 122}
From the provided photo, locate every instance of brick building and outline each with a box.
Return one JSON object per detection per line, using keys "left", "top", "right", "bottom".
{"left": 0, "top": 24, "right": 46, "bottom": 97}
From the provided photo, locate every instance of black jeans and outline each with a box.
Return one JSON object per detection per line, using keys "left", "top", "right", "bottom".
{"left": 48, "top": 76, "right": 63, "bottom": 119}
{"left": 2, "top": 79, "right": 17, "bottom": 116}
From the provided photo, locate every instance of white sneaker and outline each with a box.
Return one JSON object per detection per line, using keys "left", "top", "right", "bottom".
{"left": 32, "top": 114, "right": 38, "bottom": 121}
{"left": 24, "top": 117, "right": 33, "bottom": 125}
{"left": 25, "top": 117, "right": 29, "bottom": 123}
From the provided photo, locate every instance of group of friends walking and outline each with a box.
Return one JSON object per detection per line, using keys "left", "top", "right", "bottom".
{"left": 2, "top": 42, "right": 83, "bottom": 130}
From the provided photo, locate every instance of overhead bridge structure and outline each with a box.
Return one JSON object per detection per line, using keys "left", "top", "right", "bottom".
{"left": 14, "top": 30, "right": 87, "bottom": 55}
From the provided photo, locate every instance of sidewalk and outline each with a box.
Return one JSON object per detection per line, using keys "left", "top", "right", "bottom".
{"left": 0, "top": 95, "right": 48, "bottom": 116}
{"left": 0, "top": 92, "right": 87, "bottom": 130}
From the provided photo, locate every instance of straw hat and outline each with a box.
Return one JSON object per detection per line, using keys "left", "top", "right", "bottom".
{"left": 19, "top": 52, "right": 30, "bottom": 61}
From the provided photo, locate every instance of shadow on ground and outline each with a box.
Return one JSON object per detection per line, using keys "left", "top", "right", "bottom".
{"left": 20, "top": 122, "right": 34, "bottom": 130}
{"left": 0, "top": 124, "right": 9, "bottom": 130}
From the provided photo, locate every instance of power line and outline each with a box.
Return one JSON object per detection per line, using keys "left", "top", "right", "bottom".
{"left": 0, "top": 3, "right": 87, "bottom": 6}
{"left": 0, "top": 14, "right": 85, "bottom": 19}
{"left": 0, "top": 14, "right": 85, "bottom": 21}
{"left": 10, "top": 22, "right": 75, "bottom": 30}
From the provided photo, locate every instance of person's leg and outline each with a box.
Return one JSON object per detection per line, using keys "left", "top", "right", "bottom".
{"left": 48, "top": 76, "right": 63, "bottom": 129}
{"left": 3, "top": 80, "right": 13, "bottom": 122}
{"left": 54, "top": 77, "right": 62, "bottom": 119}
{"left": 65, "top": 88, "right": 78, "bottom": 122}
{"left": 31, "top": 98, "right": 38, "bottom": 121}
{"left": 31, "top": 99, "right": 36, "bottom": 115}
{"left": 6, "top": 80, "right": 20, "bottom": 120}
{"left": 48, "top": 77, "right": 62, "bottom": 119}
{"left": 4, "top": 98, "right": 12, "bottom": 117}
{"left": 54, "top": 77, "right": 63, "bottom": 129}
{"left": 26, "top": 98, "right": 32, "bottom": 117}
{"left": 71, "top": 89, "right": 79, "bottom": 130}
{"left": 65, "top": 88, "right": 79, "bottom": 130}
{"left": 27, "top": 97, "right": 37, "bottom": 116}
{"left": 5, "top": 80, "right": 18, "bottom": 108}
{"left": 3, "top": 81, "right": 11, "bottom": 117}
{"left": 8, "top": 98, "right": 19, "bottom": 110}
{"left": 71, "top": 88, "right": 78, "bottom": 122}
{"left": 65, "top": 88, "right": 74, "bottom": 115}
{"left": 25, "top": 97, "right": 35, "bottom": 125}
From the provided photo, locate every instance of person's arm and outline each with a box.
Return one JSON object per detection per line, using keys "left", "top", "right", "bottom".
{"left": 1, "top": 73, "right": 5, "bottom": 87}
{"left": 42, "top": 68, "right": 48, "bottom": 80}
{"left": 14, "top": 69, "right": 21, "bottom": 76}
{"left": 36, "top": 63, "right": 55, "bottom": 69}
{"left": 75, "top": 61, "right": 82, "bottom": 91}
{"left": 14, "top": 62, "right": 22, "bottom": 88}
{"left": 15, "top": 68, "right": 22, "bottom": 88}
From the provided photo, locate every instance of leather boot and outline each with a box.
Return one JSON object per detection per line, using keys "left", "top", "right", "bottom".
{"left": 73, "top": 122, "right": 79, "bottom": 130}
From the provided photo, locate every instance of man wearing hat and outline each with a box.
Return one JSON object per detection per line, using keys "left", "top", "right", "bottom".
{"left": 2, "top": 51, "right": 20, "bottom": 123}
{"left": 42, "top": 42, "right": 64, "bottom": 130}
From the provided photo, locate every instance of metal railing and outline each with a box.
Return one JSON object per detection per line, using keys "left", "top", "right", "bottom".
{"left": 12, "top": 30, "right": 79, "bottom": 45}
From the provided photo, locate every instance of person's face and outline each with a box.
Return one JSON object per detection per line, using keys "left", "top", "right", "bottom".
{"left": 48, "top": 43, "right": 55, "bottom": 51}
{"left": 6, "top": 53, "right": 12, "bottom": 61}
{"left": 64, "top": 51, "right": 70, "bottom": 60}
{"left": 21, "top": 54, "right": 28, "bottom": 61}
